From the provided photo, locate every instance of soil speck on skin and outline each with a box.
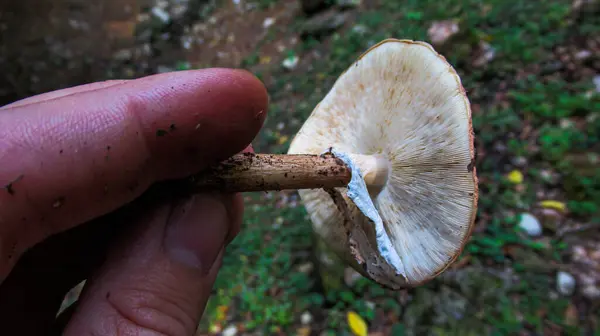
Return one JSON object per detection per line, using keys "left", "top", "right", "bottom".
{"left": 52, "top": 196, "right": 65, "bottom": 208}
{"left": 3, "top": 175, "right": 24, "bottom": 195}
{"left": 156, "top": 129, "right": 168, "bottom": 137}
{"left": 169, "top": 123, "right": 177, "bottom": 131}
{"left": 59, "top": 149, "right": 64, "bottom": 154}
{"left": 128, "top": 180, "right": 140, "bottom": 193}
{"left": 106, "top": 292, "right": 111, "bottom": 299}
{"left": 106, "top": 145, "right": 111, "bottom": 151}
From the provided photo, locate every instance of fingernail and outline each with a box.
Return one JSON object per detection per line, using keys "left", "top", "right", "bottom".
{"left": 164, "top": 193, "right": 229, "bottom": 274}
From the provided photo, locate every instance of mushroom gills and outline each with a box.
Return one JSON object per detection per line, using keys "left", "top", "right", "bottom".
{"left": 326, "top": 148, "right": 407, "bottom": 278}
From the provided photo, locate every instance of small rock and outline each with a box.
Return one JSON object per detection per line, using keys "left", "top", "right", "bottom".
{"left": 151, "top": 7, "right": 171, "bottom": 23}
{"left": 181, "top": 36, "right": 193, "bottom": 50}
{"left": 263, "top": 17, "right": 276, "bottom": 29}
{"left": 222, "top": 325, "right": 238, "bottom": 336}
{"left": 518, "top": 213, "right": 542, "bottom": 237}
{"left": 593, "top": 75, "right": 600, "bottom": 93}
{"left": 301, "top": 311, "right": 313, "bottom": 325}
{"left": 512, "top": 156, "right": 527, "bottom": 167}
{"left": 427, "top": 20, "right": 459, "bottom": 46}
{"left": 582, "top": 285, "right": 600, "bottom": 299}
{"left": 113, "top": 49, "right": 132, "bottom": 61}
{"left": 157, "top": 65, "right": 174, "bottom": 73}
{"left": 351, "top": 24, "right": 368, "bottom": 35}
{"left": 575, "top": 50, "right": 592, "bottom": 60}
{"left": 337, "top": 0, "right": 361, "bottom": 8}
{"left": 301, "top": 10, "right": 349, "bottom": 37}
{"left": 298, "top": 262, "right": 314, "bottom": 274}
{"left": 557, "top": 271, "right": 576, "bottom": 296}
{"left": 473, "top": 42, "right": 496, "bottom": 67}
{"left": 171, "top": 4, "right": 188, "bottom": 20}
{"left": 282, "top": 55, "right": 299, "bottom": 70}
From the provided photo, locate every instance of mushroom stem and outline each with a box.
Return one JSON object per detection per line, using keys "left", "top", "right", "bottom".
{"left": 347, "top": 153, "right": 391, "bottom": 198}
{"left": 188, "top": 153, "right": 353, "bottom": 192}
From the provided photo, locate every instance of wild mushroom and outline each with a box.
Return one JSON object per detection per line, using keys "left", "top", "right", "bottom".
{"left": 186, "top": 39, "right": 478, "bottom": 290}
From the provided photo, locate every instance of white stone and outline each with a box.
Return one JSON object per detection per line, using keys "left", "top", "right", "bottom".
{"left": 263, "top": 17, "right": 276, "bottom": 29}
{"left": 301, "top": 311, "right": 313, "bottom": 325}
{"left": 222, "top": 325, "right": 238, "bottom": 336}
{"left": 151, "top": 7, "right": 170, "bottom": 23}
{"left": 518, "top": 213, "right": 542, "bottom": 237}
{"left": 557, "top": 271, "right": 576, "bottom": 296}
{"left": 282, "top": 55, "right": 299, "bottom": 70}
{"left": 593, "top": 75, "right": 600, "bottom": 93}
{"left": 157, "top": 65, "right": 174, "bottom": 74}
{"left": 582, "top": 285, "right": 600, "bottom": 299}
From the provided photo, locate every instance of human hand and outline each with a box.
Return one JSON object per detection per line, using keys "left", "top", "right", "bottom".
{"left": 0, "top": 69, "right": 268, "bottom": 335}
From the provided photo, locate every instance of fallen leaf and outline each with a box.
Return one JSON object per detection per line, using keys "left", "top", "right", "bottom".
{"left": 347, "top": 311, "right": 368, "bottom": 336}
{"left": 564, "top": 303, "right": 579, "bottom": 326}
{"left": 260, "top": 56, "right": 272, "bottom": 64}
{"left": 296, "top": 326, "right": 311, "bottom": 336}
{"left": 540, "top": 200, "right": 567, "bottom": 213}
{"left": 278, "top": 135, "right": 289, "bottom": 145}
{"left": 507, "top": 170, "right": 524, "bottom": 184}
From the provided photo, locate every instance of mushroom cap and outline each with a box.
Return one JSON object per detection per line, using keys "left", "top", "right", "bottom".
{"left": 287, "top": 39, "right": 478, "bottom": 289}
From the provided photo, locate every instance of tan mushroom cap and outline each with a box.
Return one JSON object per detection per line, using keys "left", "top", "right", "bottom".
{"left": 287, "top": 39, "right": 478, "bottom": 289}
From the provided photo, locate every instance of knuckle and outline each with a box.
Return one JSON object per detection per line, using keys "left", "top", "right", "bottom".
{"left": 105, "top": 285, "right": 197, "bottom": 336}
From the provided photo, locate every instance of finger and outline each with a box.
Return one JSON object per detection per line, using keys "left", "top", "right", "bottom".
{"left": 0, "top": 144, "right": 249, "bottom": 334}
{"left": 63, "top": 192, "right": 236, "bottom": 335}
{"left": 0, "top": 210, "right": 126, "bottom": 335}
{"left": 0, "top": 69, "right": 268, "bottom": 279}
{"left": 0, "top": 80, "right": 128, "bottom": 110}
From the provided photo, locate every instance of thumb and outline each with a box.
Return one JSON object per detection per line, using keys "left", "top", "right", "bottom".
{"left": 62, "top": 192, "right": 239, "bottom": 336}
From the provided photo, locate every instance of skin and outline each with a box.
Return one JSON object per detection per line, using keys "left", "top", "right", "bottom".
{"left": 0, "top": 68, "right": 269, "bottom": 335}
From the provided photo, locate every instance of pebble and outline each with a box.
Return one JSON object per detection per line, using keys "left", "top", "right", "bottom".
{"left": 263, "top": 17, "right": 276, "bottom": 29}
{"left": 151, "top": 7, "right": 171, "bottom": 23}
{"left": 427, "top": 20, "right": 459, "bottom": 46}
{"left": 518, "top": 213, "right": 542, "bottom": 237}
{"left": 557, "top": 271, "right": 576, "bottom": 296}
{"left": 157, "top": 65, "right": 174, "bottom": 73}
{"left": 282, "top": 55, "right": 299, "bottom": 70}
{"left": 297, "top": 262, "right": 314, "bottom": 274}
{"left": 582, "top": 285, "right": 600, "bottom": 299}
{"left": 512, "top": 156, "right": 527, "bottom": 167}
{"left": 352, "top": 24, "right": 368, "bottom": 34}
{"left": 301, "top": 311, "right": 313, "bottom": 325}
{"left": 337, "top": 0, "right": 362, "bottom": 7}
{"left": 222, "top": 325, "right": 238, "bottom": 336}
{"left": 113, "top": 49, "right": 132, "bottom": 61}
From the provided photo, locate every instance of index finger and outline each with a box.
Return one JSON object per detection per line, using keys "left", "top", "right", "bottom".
{"left": 0, "top": 69, "right": 268, "bottom": 279}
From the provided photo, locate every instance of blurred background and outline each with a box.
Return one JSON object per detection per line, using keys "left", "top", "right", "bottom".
{"left": 1, "top": 0, "right": 599, "bottom": 335}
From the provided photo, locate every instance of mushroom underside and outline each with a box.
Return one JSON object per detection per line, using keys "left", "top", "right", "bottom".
{"left": 288, "top": 39, "right": 478, "bottom": 288}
